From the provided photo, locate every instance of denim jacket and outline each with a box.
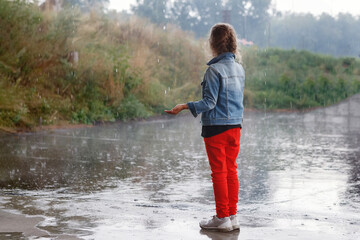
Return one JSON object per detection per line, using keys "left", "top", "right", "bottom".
{"left": 187, "top": 52, "right": 245, "bottom": 126}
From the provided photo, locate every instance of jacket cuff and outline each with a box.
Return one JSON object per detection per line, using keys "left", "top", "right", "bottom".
{"left": 187, "top": 102, "right": 198, "bottom": 118}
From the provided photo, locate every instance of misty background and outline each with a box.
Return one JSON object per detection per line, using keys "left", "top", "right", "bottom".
{"left": 106, "top": 0, "right": 360, "bottom": 57}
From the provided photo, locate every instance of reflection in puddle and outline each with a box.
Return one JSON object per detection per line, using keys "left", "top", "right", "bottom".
{"left": 200, "top": 229, "right": 240, "bottom": 240}
{"left": 0, "top": 108, "right": 360, "bottom": 239}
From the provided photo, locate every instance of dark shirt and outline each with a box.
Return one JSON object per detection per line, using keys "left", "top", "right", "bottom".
{"left": 201, "top": 124, "right": 241, "bottom": 138}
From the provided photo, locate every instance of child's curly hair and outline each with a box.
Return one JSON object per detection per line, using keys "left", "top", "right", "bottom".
{"left": 209, "top": 23, "right": 238, "bottom": 57}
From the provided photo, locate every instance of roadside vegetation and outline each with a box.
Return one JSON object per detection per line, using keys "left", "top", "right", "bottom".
{"left": 243, "top": 48, "right": 360, "bottom": 110}
{"left": 0, "top": 0, "right": 359, "bottom": 131}
{"left": 0, "top": 0, "right": 205, "bottom": 130}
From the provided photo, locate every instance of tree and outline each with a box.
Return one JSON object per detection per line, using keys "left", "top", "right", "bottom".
{"left": 191, "top": 0, "right": 223, "bottom": 37}
{"left": 170, "top": 0, "right": 199, "bottom": 32}
{"left": 62, "top": 0, "right": 109, "bottom": 12}
{"left": 225, "top": 0, "right": 271, "bottom": 45}
{"left": 270, "top": 12, "right": 360, "bottom": 57}
{"left": 131, "top": 0, "right": 169, "bottom": 25}
{"left": 336, "top": 13, "right": 359, "bottom": 56}
{"left": 131, "top": 0, "right": 271, "bottom": 40}
{"left": 271, "top": 13, "right": 317, "bottom": 50}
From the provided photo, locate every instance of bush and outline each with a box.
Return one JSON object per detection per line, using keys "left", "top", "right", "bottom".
{"left": 113, "top": 95, "right": 150, "bottom": 120}
{"left": 1, "top": 1, "right": 360, "bottom": 131}
{"left": 242, "top": 47, "right": 360, "bottom": 110}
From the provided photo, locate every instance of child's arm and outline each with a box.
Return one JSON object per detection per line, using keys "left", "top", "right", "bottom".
{"left": 164, "top": 103, "right": 188, "bottom": 115}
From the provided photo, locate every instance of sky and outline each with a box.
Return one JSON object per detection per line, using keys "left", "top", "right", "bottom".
{"left": 108, "top": 0, "right": 360, "bottom": 16}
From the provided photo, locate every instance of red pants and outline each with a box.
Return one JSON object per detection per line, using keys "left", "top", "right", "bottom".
{"left": 204, "top": 128, "right": 240, "bottom": 218}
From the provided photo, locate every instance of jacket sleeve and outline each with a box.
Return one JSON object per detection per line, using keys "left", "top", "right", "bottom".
{"left": 187, "top": 67, "right": 220, "bottom": 118}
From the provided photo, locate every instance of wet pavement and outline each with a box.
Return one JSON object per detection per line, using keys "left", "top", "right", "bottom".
{"left": 0, "top": 97, "right": 360, "bottom": 239}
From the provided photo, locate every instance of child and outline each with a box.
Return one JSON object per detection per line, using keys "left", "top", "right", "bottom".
{"left": 165, "top": 23, "right": 245, "bottom": 232}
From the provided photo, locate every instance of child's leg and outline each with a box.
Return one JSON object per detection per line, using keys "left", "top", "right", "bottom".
{"left": 225, "top": 128, "right": 241, "bottom": 216}
{"left": 204, "top": 135, "right": 229, "bottom": 218}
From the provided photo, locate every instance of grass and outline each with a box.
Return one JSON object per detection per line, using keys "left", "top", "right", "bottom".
{"left": 0, "top": 1, "right": 359, "bottom": 131}
{"left": 242, "top": 48, "right": 360, "bottom": 110}
{"left": 0, "top": 0, "right": 205, "bottom": 130}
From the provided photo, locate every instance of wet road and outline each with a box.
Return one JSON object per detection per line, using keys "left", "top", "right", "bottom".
{"left": 0, "top": 107, "right": 360, "bottom": 239}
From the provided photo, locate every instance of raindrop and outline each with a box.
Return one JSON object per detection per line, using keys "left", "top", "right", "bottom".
{"left": 163, "top": 25, "right": 166, "bottom": 31}
{"left": 165, "top": 90, "right": 167, "bottom": 95}
{"left": 9, "top": 170, "right": 15, "bottom": 179}
{"left": 41, "top": 162, "right": 46, "bottom": 168}
{"left": 157, "top": 59, "right": 160, "bottom": 63}
{"left": 115, "top": 68, "right": 118, "bottom": 73}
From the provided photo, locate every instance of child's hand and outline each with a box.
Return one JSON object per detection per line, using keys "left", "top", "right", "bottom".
{"left": 164, "top": 104, "right": 188, "bottom": 115}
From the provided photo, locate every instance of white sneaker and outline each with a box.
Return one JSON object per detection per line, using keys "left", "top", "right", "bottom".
{"left": 229, "top": 215, "right": 240, "bottom": 230}
{"left": 199, "top": 216, "right": 233, "bottom": 232}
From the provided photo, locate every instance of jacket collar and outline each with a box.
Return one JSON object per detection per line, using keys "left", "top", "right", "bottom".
{"left": 207, "top": 52, "right": 235, "bottom": 65}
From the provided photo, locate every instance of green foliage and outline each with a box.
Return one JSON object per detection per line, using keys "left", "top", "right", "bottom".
{"left": 243, "top": 48, "right": 360, "bottom": 110}
{"left": 1, "top": 1, "right": 360, "bottom": 131}
{"left": 112, "top": 94, "right": 150, "bottom": 120}
{"left": 270, "top": 13, "right": 360, "bottom": 57}
{"left": 132, "top": 0, "right": 271, "bottom": 39}
{"left": 131, "top": 0, "right": 360, "bottom": 57}
{"left": 132, "top": 0, "right": 169, "bottom": 25}
{"left": 62, "top": 0, "right": 109, "bottom": 12}
{"left": 0, "top": 1, "right": 205, "bottom": 130}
